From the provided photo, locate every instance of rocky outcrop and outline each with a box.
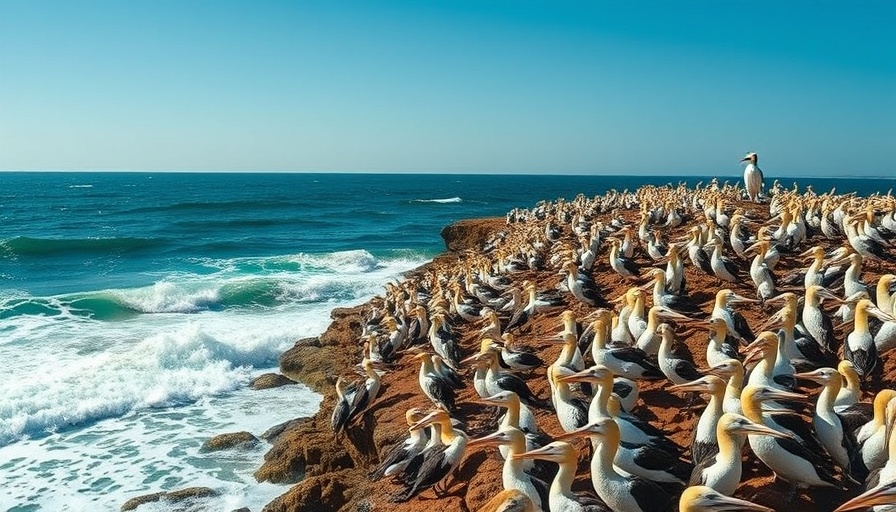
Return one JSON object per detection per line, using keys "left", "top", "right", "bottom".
{"left": 250, "top": 373, "right": 297, "bottom": 390}
{"left": 439, "top": 217, "right": 505, "bottom": 252}
{"left": 200, "top": 431, "right": 259, "bottom": 452}
{"left": 121, "top": 487, "right": 219, "bottom": 511}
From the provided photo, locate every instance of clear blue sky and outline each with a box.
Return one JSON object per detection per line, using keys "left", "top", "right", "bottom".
{"left": 1, "top": 1, "right": 893, "bottom": 176}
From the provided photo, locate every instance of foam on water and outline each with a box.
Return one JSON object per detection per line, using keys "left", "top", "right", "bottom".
{"left": 412, "top": 197, "right": 463, "bottom": 203}
{"left": 0, "top": 249, "right": 428, "bottom": 510}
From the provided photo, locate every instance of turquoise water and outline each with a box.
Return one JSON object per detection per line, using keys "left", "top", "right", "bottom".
{"left": 1, "top": 171, "right": 893, "bottom": 510}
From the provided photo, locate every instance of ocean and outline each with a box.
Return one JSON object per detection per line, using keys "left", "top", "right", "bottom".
{"left": 1, "top": 171, "right": 893, "bottom": 511}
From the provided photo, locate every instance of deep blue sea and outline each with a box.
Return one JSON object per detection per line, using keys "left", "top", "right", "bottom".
{"left": 1, "top": 171, "right": 894, "bottom": 510}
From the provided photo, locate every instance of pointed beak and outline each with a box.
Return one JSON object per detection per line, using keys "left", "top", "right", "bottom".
{"left": 834, "top": 483, "right": 896, "bottom": 511}
{"left": 764, "top": 388, "right": 808, "bottom": 401}
{"left": 466, "top": 430, "right": 504, "bottom": 449}
{"left": 733, "top": 422, "right": 792, "bottom": 440}
{"left": 554, "top": 422, "right": 598, "bottom": 442}
{"left": 869, "top": 306, "right": 896, "bottom": 323}
{"left": 730, "top": 294, "right": 760, "bottom": 304}
{"left": 793, "top": 371, "right": 826, "bottom": 385}
{"left": 510, "top": 444, "right": 556, "bottom": 461}
{"left": 408, "top": 411, "right": 440, "bottom": 431}
{"left": 707, "top": 494, "right": 775, "bottom": 512}
{"left": 668, "top": 380, "right": 707, "bottom": 393}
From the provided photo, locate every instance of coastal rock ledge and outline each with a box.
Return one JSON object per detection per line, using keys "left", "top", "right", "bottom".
{"left": 200, "top": 431, "right": 259, "bottom": 452}
{"left": 121, "top": 487, "right": 219, "bottom": 511}
{"left": 258, "top": 218, "right": 506, "bottom": 512}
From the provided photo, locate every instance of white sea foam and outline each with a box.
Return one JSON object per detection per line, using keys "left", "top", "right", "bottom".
{"left": 0, "top": 249, "right": 429, "bottom": 510}
{"left": 413, "top": 197, "right": 462, "bottom": 203}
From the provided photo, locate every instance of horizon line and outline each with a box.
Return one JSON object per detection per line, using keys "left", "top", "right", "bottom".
{"left": 1, "top": 169, "right": 895, "bottom": 180}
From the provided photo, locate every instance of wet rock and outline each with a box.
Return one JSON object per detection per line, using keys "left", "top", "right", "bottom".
{"left": 200, "top": 431, "right": 259, "bottom": 452}
{"left": 121, "top": 487, "right": 218, "bottom": 511}
{"left": 260, "top": 418, "right": 309, "bottom": 443}
{"left": 250, "top": 373, "right": 297, "bottom": 390}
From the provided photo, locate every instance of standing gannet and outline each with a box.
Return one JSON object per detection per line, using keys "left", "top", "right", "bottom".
{"left": 838, "top": 252, "right": 870, "bottom": 322}
{"left": 550, "top": 366, "right": 589, "bottom": 433}
{"left": 845, "top": 299, "right": 894, "bottom": 380}
{"left": 466, "top": 426, "right": 548, "bottom": 511}
{"left": 704, "top": 317, "right": 740, "bottom": 368}
{"left": 331, "top": 376, "right": 356, "bottom": 435}
{"left": 608, "top": 238, "right": 640, "bottom": 280}
{"left": 707, "top": 359, "right": 745, "bottom": 415}
{"left": 470, "top": 349, "right": 552, "bottom": 410}
{"left": 635, "top": 305, "right": 694, "bottom": 356}
{"left": 505, "top": 282, "right": 538, "bottom": 331}
{"left": 679, "top": 484, "right": 773, "bottom": 512}
{"left": 793, "top": 367, "right": 863, "bottom": 477}
{"left": 395, "top": 408, "right": 468, "bottom": 501}
{"left": 728, "top": 211, "right": 754, "bottom": 258}
{"left": 498, "top": 333, "right": 544, "bottom": 371}
{"left": 744, "top": 331, "right": 796, "bottom": 392}
{"left": 710, "top": 289, "right": 757, "bottom": 343}
{"left": 415, "top": 353, "right": 457, "bottom": 412}
{"left": 512, "top": 442, "right": 611, "bottom": 512}
{"left": 740, "top": 385, "right": 849, "bottom": 490}
{"left": 858, "top": 390, "right": 896, "bottom": 473}
{"left": 741, "top": 152, "right": 764, "bottom": 202}
{"left": 802, "top": 285, "right": 842, "bottom": 354}
{"left": 558, "top": 419, "right": 675, "bottom": 512}
{"left": 370, "top": 408, "right": 429, "bottom": 480}
{"left": 875, "top": 275, "right": 896, "bottom": 352}
{"left": 834, "top": 360, "right": 862, "bottom": 410}
{"left": 588, "top": 314, "right": 663, "bottom": 380}
{"left": 562, "top": 260, "right": 602, "bottom": 306}
{"left": 643, "top": 268, "right": 703, "bottom": 316}
{"left": 709, "top": 239, "right": 739, "bottom": 284}
{"left": 477, "top": 391, "right": 544, "bottom": 462}
{"left": 665, "top": 243, "right": 686, "bottom": 295}
{"left": 657, "top": 323, "right": 705, "bottom": 385}
{"left": 688, "top": 413, "right": 790, "bottom": 496}
{"left": 559, "top": 366, "right": 687, "bottom": 482}
{"left": 428, "top": 313, "right": 461, "bottom": 369}
{"left": 669, "top": 376, "right": 727, "bottom": 466}
{"left": 845, "top": 214, "right": 896, "bottom": 263}
{"left": 627, "top": 288, "right": 648, "bottom": 341}
{"left": 686, "top": 227, "right": 714, "bottom": 276}
{"left": 763, "top": 294, "right": 837, "bottom": 368}
{"left": 746, "top": 240, "right": 776, "bottom": 301}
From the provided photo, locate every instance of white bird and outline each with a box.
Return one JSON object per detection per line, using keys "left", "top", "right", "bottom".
{"left": 741, "top": 152, "right": 764, "bottom": 202}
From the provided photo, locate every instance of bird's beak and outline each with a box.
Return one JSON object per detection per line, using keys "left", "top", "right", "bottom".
{"left": 668, "top": 380, "right": 708, "bottom": 393}
{"left": 408, "top": 411, "right": 441, "bottom": 431}
{"left": 510, "top": 444, "right": 555, "bottom": 461}
{"left": 706, "top": 493, "right": 775, "bottom": 512}
{"left": 834, "top": 483, "right": 896, "bottom": 511}
{"left": 869, "top": 306, "right": 896, "bottom": 323}
{"left": 729, "top": 293, "right": 759, "bottom": 304}
{"left": 557, "top": 369, "right": 596, "bottom": 384}
{"left": 466, "top": 430, "right": 504, "bottom": 449}
{"left": 765, "top": 388, "right": 808, "bottom": 401}
{"left": 793, "top": 370, "right": 827, "bottom": 386}
{"left": 798, "top": 247, "right": 817, "bottom": 260}
{"left": 554, "top": 422, "right": 598, "bottom": 441}
{"left": 459, "top": 353, "right": 482, "bottom": 365}
{"left": 731, "top": 421, "right": 791, "bottom": 439}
